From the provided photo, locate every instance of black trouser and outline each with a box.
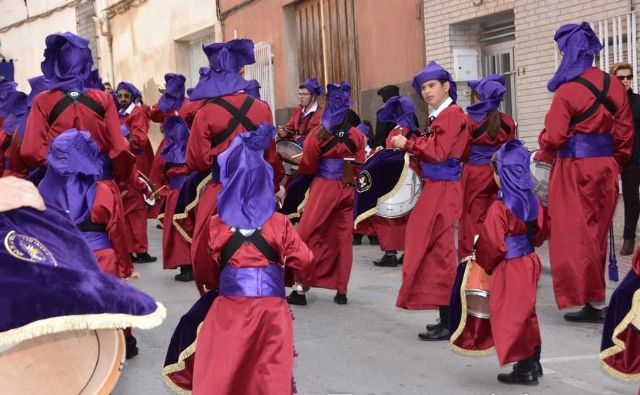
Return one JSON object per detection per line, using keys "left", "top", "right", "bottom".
{"left": 516, "top": 345, "right": 541, "bottom": 372}
{"left": 439, "top": 305, "right": 449, "bottom": 329}
{"left": 622, "top": 166, "right": 640, "bottom": 240}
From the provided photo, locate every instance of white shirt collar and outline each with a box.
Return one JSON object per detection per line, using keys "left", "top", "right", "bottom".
{"left": 302, "top": 101, "right": 318, "bottom": 117}
{"left": 429, "top": 97, "right": 453, "bottom": 119}
{"left": 124, "top": 102, "right": 136, "bottom": 115}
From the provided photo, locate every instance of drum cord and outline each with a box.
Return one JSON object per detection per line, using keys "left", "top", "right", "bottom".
{"left": 608, "top": 224, "right": 619, "bottom": 282}
{"left": 77, "top": 331, "right": 102, "bottom": 395}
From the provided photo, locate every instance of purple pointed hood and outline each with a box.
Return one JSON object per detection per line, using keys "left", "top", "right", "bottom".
{"left": 321, "top": 82, "right": 352, "bottom": 132}
{"left": 466, "top": 74, "right": 506, "bottom": 122}
{"left": 37, "top": 129, "right": 102, "bottom": 225}
{"left": 189, "top": 39, "right": 255, "bottom": 101}
{"left": 0, "top": 79, "right": 18, "bottom": 116}
{"left": 116, "top": 81, "right": 142, "bottom": 103}
{"left": 1, "top": 91, "right": 28, "bottom": 139}
{"left": 160, "top": 116, "right": 190, "bottom": 164}
{"left": 41, "top": 32, "right": 93, "bottom": 93}
{"left": 376, "top": 95, "right": 417, "bottom": 131}
{"left": 26, "top": 76, "right": 49, "bottom": 108}
{"left": 85, "top": 69, "right": 105, "bottom": 91}
{"left": 157, "top": 73, "right": 186, "bottom": 112}
{"left": 412, "top": 61, "right": 457, "bottom": 102}
{"left": 496, "top": 140, "right": 539, "bottom": 222}
{"left": 217, "top": 123, "right": 276, "bottom": 229}
{"left": 548, "top": 22, "right": 602, "bottom": 92}
{"left": 302, "top": 77, "right": 324, "bottom": 96}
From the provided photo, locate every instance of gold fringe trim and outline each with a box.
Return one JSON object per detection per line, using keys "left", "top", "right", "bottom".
{"left": 0, "top": 302, "right": 166, "bottom": 347}
{"left": 599, "top": 287, "right": 640, "bottom": 381}
{"left": 353, "top": 152, "right": 412, "bottom": 229}
{"left": 172, "top": 174, "right": 212, "bottom": 244}
{"left": 161, "top": 322, "right": 203, "bottom": 395}
{"left": 285, "top": 180, "right": 312, "bottom": 220}
{"left": 449, "top": 260, "right": 495, "bottom": 357}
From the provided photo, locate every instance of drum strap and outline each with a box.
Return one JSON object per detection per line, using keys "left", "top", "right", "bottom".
{"left": 220, "top": 229, "right": 278, "bottom": 267}
{"left": 77, "top": 217, "right": 107, "bottom": 233}
{"left": 471, "top": 118, "right": 510, "bottom": 139}
{"left": 200, "top": 96, "right": 257, "bottom": 148}
{"left": 569, "top": 73, "right": 617, "bottom": 127}
{"left": 320, "top": 129, "right": 357, "bottom": 155}
{"left": 48, "top": 92, "right": 105, "bottom": 126}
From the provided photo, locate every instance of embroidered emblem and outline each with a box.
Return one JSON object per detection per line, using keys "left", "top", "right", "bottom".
{"left": 69, "top": 91, "right": 79, "bottom": 98}
{"left": 4, "top": 231, "right": 58, "bottom": 266}
{"left": 356, "top": 170, "right": 372, "bottom": 193}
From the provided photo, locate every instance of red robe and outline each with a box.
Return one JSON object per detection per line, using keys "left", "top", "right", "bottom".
{"left": 396, "top": 104, "right": 469, "bottom": 310}
{"left": 475, "top": 201, "right": 543, "bottom": 365}
{"left": 458, "top": 113, "right": 516, "bottom": 259}
{"left": 296, "top": 127, "right": 366, "bottom": 293}
{"left": 187, "top": 92, "right": 284, "bottom": 290}
{"left": 192, "top": 213, "right": 313, "bottom": 394}
{"left": 283, "top": 105, "right": 323, "bottom": 143}
{"left": 161, "top": 164, "right": 193, "bottom": 270}
{"left": 539, "top": 67, "right": 634, "bottom": 309}
{"left": 91, "top": 180, "right": 134, "bottom": 278}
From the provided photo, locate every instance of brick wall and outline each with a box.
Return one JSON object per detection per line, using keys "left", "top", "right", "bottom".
{"left": 423, "top": 0, "right": 640, "bottom": 146}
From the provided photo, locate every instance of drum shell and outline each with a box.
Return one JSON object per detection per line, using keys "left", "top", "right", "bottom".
{"left": 529, "top": 153, "right": 552, "bottom": 205}
{"left": 276, "top": 140, "right": 303, "bottom": 176}
{"left": 464, "top": 259, "right": 492, "bottom": 319}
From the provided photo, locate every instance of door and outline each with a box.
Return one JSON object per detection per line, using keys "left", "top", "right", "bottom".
{"left": 483, "top": 43, "right": 517, "bottom": 120}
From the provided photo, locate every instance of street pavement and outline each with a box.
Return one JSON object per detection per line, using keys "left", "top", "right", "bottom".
{"left": 114, "top": 201, "right": 639, "bottom": 395}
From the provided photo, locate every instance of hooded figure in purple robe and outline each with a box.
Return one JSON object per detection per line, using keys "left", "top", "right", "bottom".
{"left": 302, "top": 77, "right": 325, "bottom": 97}
{"left": 217, "top": 123, "right": 276, "bottom": 229}
{"left": 1, "top": 91, "right": 28, "bottom": 139}
{"left": 37, "top": 129, "right": 103, "bottom": 225}
{"left": 41, "top": 32, "right": 93, "bottom": 93}
{"left": 188, "top": 39, "right": 255, "bottom": 101}
{"left": 161, "top": 117, "right": 190, "bottom": 164}
{"left": 376, "top": 95, "right": 418, "bottom": 131}
{"left": 0, "top": 203, "right": 165, "bottom": 347}
{"left": 321, "top": 82, "right": 352, "bottom": 132}
{"left": 547, "top": 22, "right": 602, "bottom": 92}
{"left": 26, "top": 76, "right": 49, "bottom": 108}
{"left": 116, "top": 81, "right": 143, "bottom": 105}
{"left": 85, "top": 69, "right": 105, "bottom": 91}
{"left": 466, "top": 74, "right": 507, "bottom": 122}
{"left": 157, "top": 73, "right": 186, "bottom": 113}
{"left": 494, "top": 140, "right": 538, "bottom": 223}
{"left": 412, "top": 61, "right": 458, "bottom": 102}
{"left": 0, "top": 79, "right": 18, "bottom": 117}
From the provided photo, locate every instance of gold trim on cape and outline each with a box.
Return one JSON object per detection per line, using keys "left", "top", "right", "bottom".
{"left": 172, "top": 174, "right": 212, "bottom": 243}
{"left": 161, "top": 322, "right": 204, "bottom": 395}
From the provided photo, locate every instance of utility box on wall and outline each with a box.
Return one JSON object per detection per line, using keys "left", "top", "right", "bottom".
{"left": 452, "top": 48, "right": 479, "bottom": 81}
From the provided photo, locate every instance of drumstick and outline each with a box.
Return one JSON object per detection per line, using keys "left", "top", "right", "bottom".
{"left": 150, "top": 185, "right": 168, "bottom": 197}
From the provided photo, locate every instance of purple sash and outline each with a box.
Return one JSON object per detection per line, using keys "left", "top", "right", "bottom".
{"left": 468, "top": 145, "right": 499, "bottom": 165}
{"left": 82, "top": 231, "right": 113, "bottom": 251}
{"left": 218, "top": 264, "right": 285, "bottom": 298}
{"left": 505, "top": 233, "right": 534, "bottom": 260}
{"left": 168, "top": 174, "right": 190, "bottom": 190}
{"left": 421, "top": 158, "right": 462, "bottom": 181}
{"left": 317, "top": 158, "right": 344, "bottom": 180}
{"left": 558, "top": 133, "right": 614, "bottom": 158}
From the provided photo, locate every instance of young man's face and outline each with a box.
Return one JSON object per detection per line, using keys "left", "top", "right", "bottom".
{"left": 421, "top": 79, "right": 450, "bottom": 109}
{"left": 615, "top": 68, "right": 633, "bottom": 91}
{"left": 298, "top": 88, "right": 314, "bottom": 107}
{"left": 116, "top": 89, "right": 133, "bottom": 108}
{"left": 104, "top": 83, "right": 113, "bottom": 94}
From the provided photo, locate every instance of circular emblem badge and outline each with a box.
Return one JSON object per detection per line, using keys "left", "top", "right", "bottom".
{"left": 4, "top": 231, "right": 58, "bottom": 266}
{"left": 337, "top": 131, "right": 345, "bottom": 138}
{"left": 356, "top": 170, "right": 372, "bottom": 193}
{"left": 69, "top": 91, "right": 79, "bottom": 97}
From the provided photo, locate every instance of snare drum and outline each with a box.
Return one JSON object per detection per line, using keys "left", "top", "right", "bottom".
{"left": 530, "top": 150, "right": 552, "bottom": 206}
{"left": 465, "top": 259, "right": 492, "bottom": 319}
{"left": 276, "top": 140, "right": 303, "bottom": 176}
{"left": 0, "top": 329, "right": 125, "bottom": 395}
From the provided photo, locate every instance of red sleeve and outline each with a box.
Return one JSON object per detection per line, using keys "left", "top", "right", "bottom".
{"left": 276, "top": 213, "right": 314, "bottom": 285}
{"left": 20, "top": 94, "right": 50, "bottom": 169}
{"left": 404, "top": 108, "right": 466, "bottom": 162}
{"left": 91, "top": 182, "right": 134, "bottom": 278}
{"left": 297, "top": 130, "right": 322, "bottom": 175}
{"left": 201, "top": 216, "right": 232, "bottom": 290}
{"left": 126, "top": 108, "right": 150, "bottom": 151}
{"left": 475, "top": 202, "right": 508, "bottom": 274}
{"left": 264, "top": 139, "right": 285, "bottom": 190}
{"left": 538, "top": 92, "right": 573, "bottom": 152}
{"left": 284, "top": 108, "right": 297, "bottom": 132}
{"left": 8, "top": 135, "right": 29, "bottom": 178}
{"left": 611, "top": 84, "right": 634, "bottom": 167}
{"left": 186, "top": 109, "right": 213, "bottom": 171}
{"left": 149, "top": 104, "right": 171, "bottom": 123}
{"left": 103, "top": 96, "right": 136, "bottom": 183}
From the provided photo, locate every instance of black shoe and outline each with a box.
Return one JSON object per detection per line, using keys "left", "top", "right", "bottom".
{"left": 368, "top": 236, "right": 379, "bottom": 245}
{"left": 564, "top": 304, "right": 607, "bottom": 323}
{"left": 398, "top": 254, "right": 404, "bottom": 265}
{"left": 418, "top": 323, "right": 450, "bottom": 341}
{"left": 287, "top": 291, "right": 307, "bottom": 306}
{"left": 334, "top": 293, "right": 348, "bottom": 305}
{"left": 620, "top": 239, "right": 635, "bottom": 256}
{"left": 497, "top": 370, "right": 538, "bottom": 386}
{"left": 135, "top": 252, "right": 157, "bottom": 263}
{"left": 352, "top": 234, "right": 363, "bottom": 245}
{"left": 174, "top": 271, "right": 194, "bottom": 282}
{"left": 155, "top": 223, "right": 163, "bottom": 230}
{"left": 374, "top": 254, "right": 398, "bottom": 267}
{"left": 536, "top": 362, "right": 543, "bottom": 377}
{"left": 425, "top": 320, "right": 440, "bottom": 332}
{"left": 125, "top": 336, "right": 139, "bottom": 360}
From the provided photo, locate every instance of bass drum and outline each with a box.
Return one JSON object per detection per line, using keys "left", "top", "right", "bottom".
{"left": 0, "top": 329, "right": 125, "bottom": 395}
{"left": 276, "top": 140, "right": 303, "bottom": 176}
{"left": 377, "top": 167, "right": 422, "bottom": 218}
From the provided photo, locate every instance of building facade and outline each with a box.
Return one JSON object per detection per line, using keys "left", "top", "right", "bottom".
{"left": 423, "top": 0, "right": 640, "bottom": 145}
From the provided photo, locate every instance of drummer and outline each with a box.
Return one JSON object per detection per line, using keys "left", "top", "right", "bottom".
{"left": 278, "top": 77, "right": 324, "bottom": 144}
{"left": 475, "top": 140, "right": 544, "bottom": 385}
{"left": 371, "top": 96, "right": 420, "bottom": 267}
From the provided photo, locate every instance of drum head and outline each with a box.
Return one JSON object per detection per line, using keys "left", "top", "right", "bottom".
{"left": 276, "top": 140, "right": 303, "bottom": 175}
{"left": 0, "top": 329, "right": 125, "bottom": 395}
{"left": 139, "top": 176, "right": 156, "bottom": 207}
{"left": 529, "top": 151, "right": 551, "bottom": 204}
{"left": 376, "top": 167, "right": 422, "bottom": 218}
